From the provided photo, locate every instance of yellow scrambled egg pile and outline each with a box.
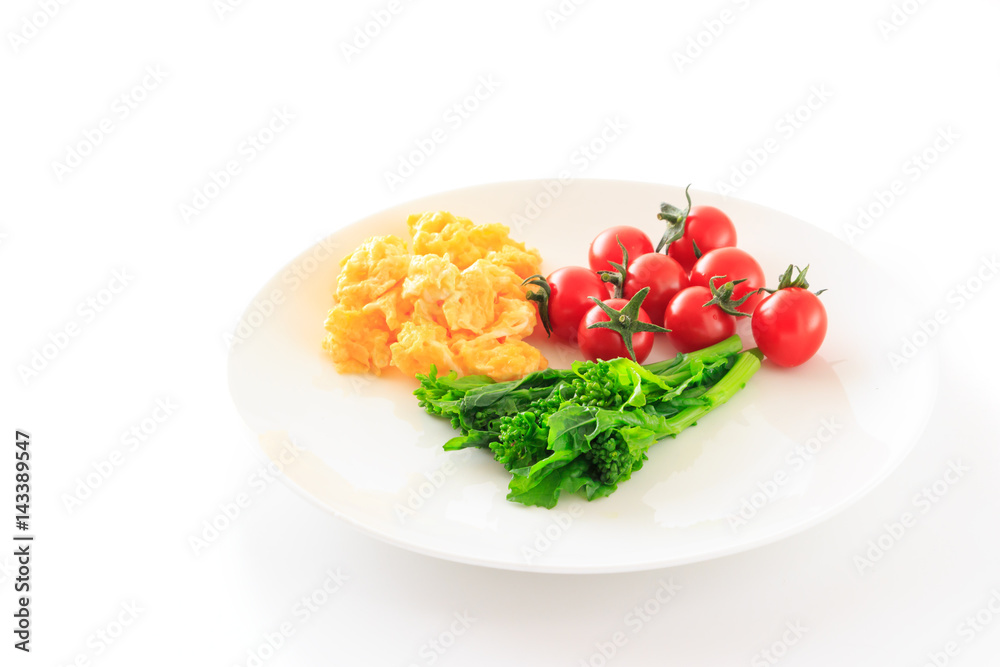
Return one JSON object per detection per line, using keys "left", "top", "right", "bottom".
{"left": 322, "top": 211, "right": 548, "bottom": 381}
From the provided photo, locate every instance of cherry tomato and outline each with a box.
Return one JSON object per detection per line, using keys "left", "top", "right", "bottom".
{"left": 578, "top": 298, "right": 657, "bottom": 363}
{"left": 752, "top": 289, "right": 828, "bottom": 367}
{"left": 530, "top": 267, "right": 607, "bottom": 341}
{"left": 623, "top": 253, "right": 689, "bottom": 324}
{"left": 689, "top": 247, "right": 765, "bottom": 315}
{"left": 668, "top": 206, "right": 737, "bottom": 272}
{"left": 589, "top": 226, "right": 654, "bottom": 273}
{"left": 663, "top": 286, "right": 736, "bottom": 353}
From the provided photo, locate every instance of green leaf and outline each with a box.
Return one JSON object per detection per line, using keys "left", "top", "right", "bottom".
{"left": 507, "top": 458, "right": 598, "bottom": 508}
{"left": 546, "top": 406, "right": 599, "bottom": 452}
{"left": 460, "top": 368, "right": 569, "bottom": 410}
{"left": 443, "top": 430, "right": 495, "bottom": 451}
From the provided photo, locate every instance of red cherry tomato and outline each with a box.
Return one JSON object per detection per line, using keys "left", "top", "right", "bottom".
{"left": 578, "top": 299, "right": 657, "bottom": 363}
{"left": 536, "top": 267, "right": 607, "bottom": 341}
{"left": 668, "top": 206, "right": 737, "bottom": 272}
{"left": 689, "top": 247, "right": 765, "bottom": 315}
{"left": 663, "top": 286, "right": 736, "bottom": 353}
{"left": 752, "top": 289, "right": 828, "bottom": 367}
{"left": 623, "top": 253, "right": 689, "bottom": 324}
{"left": 589, "top": 226, "right": 654, "bottom": 273}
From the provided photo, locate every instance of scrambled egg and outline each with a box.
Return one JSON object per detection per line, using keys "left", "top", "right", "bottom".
{"left": 322, "top": 211, "right": 547, "bottom": 381}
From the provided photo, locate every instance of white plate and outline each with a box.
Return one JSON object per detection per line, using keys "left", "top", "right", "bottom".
{"left": 227, "top": 179, "right": 938, "bottom": 573}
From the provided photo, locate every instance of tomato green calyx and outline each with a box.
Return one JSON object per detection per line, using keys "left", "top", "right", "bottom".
{"left": 656, "top": 184, "right": 693, "bottom": 253}
{"left": 757, "top": 264, "right": 827, "bottom": 296}
{"left": 522, "top": 274, "right": 554, "bottom": 337}
{"left": 598, "top": 236, "right": 630, "bottom": 299}
{"left": 702, "top": 276, "right": 754, "bottom": 317}
{"left": 586, "top": 287, "right": 669, "bottom": 362}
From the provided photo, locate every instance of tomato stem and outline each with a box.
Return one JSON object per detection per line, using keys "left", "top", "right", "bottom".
{"left": 756, "top": 264, "right": 827, "bottom": 296}
{"left": 702, "top": 276, "right": 754, "bottom": 317}
{"left": 656, "top": 184, "right": 693, "bottom": 254}
{"left": 586, "top": 287, "right": 669, "bottom": 362}
{"left": 522, "top": 274, "right": 554, "bottom": 337}
{"left": 598, "top": 236, "right": 630, "bottom": 300}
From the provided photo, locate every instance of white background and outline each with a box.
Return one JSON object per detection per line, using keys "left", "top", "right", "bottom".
{"left": 3, "top": 0, "right": 1000, "bottom": 665}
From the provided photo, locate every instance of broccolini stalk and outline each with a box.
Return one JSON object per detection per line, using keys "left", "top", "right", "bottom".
{"left": 643, "top": 334, "right": 743, "bottom": 378}
{"left": 649, "top": 349, "right": 761, "bottom": 438}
